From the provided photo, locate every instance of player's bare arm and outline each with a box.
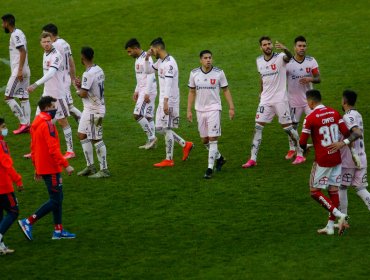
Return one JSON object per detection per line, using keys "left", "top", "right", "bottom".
{"left": 275, "top": 41, "right": 293, "bottom": 62}
{"left": 163, "top": 97, "right": 169, "bottom": 115}
{"left": 187, "top": 88, "right": 196, "bottom": 122}
{"left": 223, "top": 87, "right": 235, "bottom": 120}
{"left": 327, "top": 127, "right": 362, "bottom": 152}
{"left": 76, "top": 88, "right": 88, "bottom": 98}
{"left": 300, "top": 71, "right": 321, "bottom": 85}
{"left": 17, "top": 46, "right": 27, "bottom": 81}
{"left": 69, "top": 55, "right": 77, "bottom": 86}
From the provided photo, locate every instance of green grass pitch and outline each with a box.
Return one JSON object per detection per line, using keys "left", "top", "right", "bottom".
{"left": 1, "top": 0, "right": 370, "bottom": 279}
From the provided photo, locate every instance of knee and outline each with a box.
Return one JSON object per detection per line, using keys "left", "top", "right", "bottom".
{"left": 9, "top": 208, "right": 19, "bottom": 221}
{"left": 202, "top": 137, "right": 209, "bottom": 144}
{"left": 78, "top": 133, "right": 87, "bottom": 140}
{"left": 133, "top": 114, "right": 140, "bottom": 121}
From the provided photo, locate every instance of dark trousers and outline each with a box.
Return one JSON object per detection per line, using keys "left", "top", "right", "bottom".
{"left": 0, "top": 192, "right": 19, "bottom": 237}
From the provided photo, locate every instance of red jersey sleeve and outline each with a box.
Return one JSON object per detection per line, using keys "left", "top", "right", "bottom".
{"left": 300, "top": 116, "right": 311, "bottom": 146}
{"left": 0, "top": 141, "right": 22, "bottom": 186}
{"left": 44, "top": 122, "right": 69, "bottom": 168}
{"left": 338, "top": 118, "right": 350, "bottom": 138}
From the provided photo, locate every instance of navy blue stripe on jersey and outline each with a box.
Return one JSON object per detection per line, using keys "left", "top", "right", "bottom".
{"left": 152, "top": 65, "right": 157, "bottom": 70}
{"left": 9, "top": 77, "right": 19, "bottom": 97}
{"left": 50, "top": 66, "right": 58, "bottom": 70}
{"left": 16, "top": 45, "right": 24, "bottom": 49}
{"left": 165, "top": 75, "right": 174, "bottom": 78}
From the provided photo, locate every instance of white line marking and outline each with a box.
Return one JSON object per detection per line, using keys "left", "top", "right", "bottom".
{"left": 0, "top": 58, "right": 10, "bottom": 65}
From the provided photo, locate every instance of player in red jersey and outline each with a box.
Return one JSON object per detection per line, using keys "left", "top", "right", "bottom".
{"left": 0, "top": 117, "right": 24, "bottom": 255}
{"left": 300, "top": 89, "right": 360, "bottom": 235}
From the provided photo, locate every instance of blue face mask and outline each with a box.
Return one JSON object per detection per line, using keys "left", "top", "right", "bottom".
{"left": 1, "top": 128, "right": 8, "bottom": 137}
{"left": 47, "top": 109, "right": 58, "bottom": 119}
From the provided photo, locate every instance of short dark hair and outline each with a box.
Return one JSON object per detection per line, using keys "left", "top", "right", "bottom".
{"left": 150, "top": 37, "right": 165, "bottom": 49}
{"left": 42, "top": 23, "right": 58, "bottom": 36}
{"left": 295, "top": 35, "right": 306, "bottom": 44}
{"left": 38, "top": 96, "right": 57, "bottom": 111}
{"left": 0, "top": 117, "right": 4, "bottom": 126}
{"left": 125, "top": 38, "right": 140, "bottom": 49}
{"left": 259, "top": 36, "right": 271, "bottom": 45}
{"left": 199, "top": 50, "right": 212, "bottom": 58}
{"left": 306, "top": 89, "right": 321, "bottom": 102}
{"left": 81, "top": 46, "right": 94, "bottom": 61}
{"left": 1, "top": 14, "right": 15, "bottom": 26}
{"left": 343, "top": 89, "right": 357, "bottom": 106}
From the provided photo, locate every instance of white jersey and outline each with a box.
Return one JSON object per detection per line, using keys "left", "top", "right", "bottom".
{"left": 257, "top": 52, "right": 287, "bottom": 105}
{"left": 134, "top": 51, "right": 157, "bottom": 96}
{"left": 9, "top": 28, "right": 30, "bottom": 76}
{"left": 287, "top": 56, "right": 319, "bottom": 108}
{"left": 81, "top": 65, "right": 106, "bottom": 114}
{"left": 151, "top": 55, "right": 179, "bottom": 107}
{"left": 42, "top": 48, "right": 64, "bottom": 99}
{"left": 340, "top": 109, "right": 367, "bottom": 168}
{"left": 188, "top": 66, "right": 228, "bottom": 112}
{"left": 53, "top": 38, "right": 73, "bottom": 87}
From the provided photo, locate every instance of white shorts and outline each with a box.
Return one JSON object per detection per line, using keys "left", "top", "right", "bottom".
{"left": 196, "top": 110, "right": 221, "bottom": 138}
{"left": 5, "top": 75, "right": 30, "bottom": 99}
{"left": 290, "top": 105, "right": 311, "bottom": 124}
{"left": 155, "top": 105, "right": 179, "bottom": 129}
{"left": 341, "top": 167, "right": 368, "bottom": 188}
{"left": 310, "top": 162, "right": 342, "bottom": 189}
{"left": 255, "top": 102, "right": 291, "bottom": 124}
{"left": 78, "top": 111, "right": 104, "bottom": 140}
{"left": 36, "top": 98, "right": 70, "bottom": 120}
{"left": 133, "top": 94, "right": 156, "bottom": 119}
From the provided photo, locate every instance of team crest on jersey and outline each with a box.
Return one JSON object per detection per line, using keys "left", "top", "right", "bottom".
{"left": 319, "top": 176, "right": 328, "bottom": 186}
{"left": 47, "top": 61, "right": 50, "bottom": 67}
{"left": 210, "top": 79, "right": 216, "bottom": 85}
{"left": 271, "top": 64, "right": 276, "bottom": 70}
{"left": 306, "top": 67, "right": 311, "bottom": 73}
{"left": 136, "top": 64, "right": 139, "bottom": 70}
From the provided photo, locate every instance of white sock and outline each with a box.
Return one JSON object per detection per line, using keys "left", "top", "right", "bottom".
{"left": 63, "top": 125, "right": 73, "bottom": 152}
{"left": 208, "top": 141, "right": 218, "bottom": 169}
{"left": 69, "top": 105, "right": 82, "bottom": 123}
{"left": 149, "top": 120, "right": 155, "bottom": 137}
{"left": 20, "top": 100, "right": 31, "bottom": 124}
{"left": 80, "top": 138, "right": 94, "bottom": 166}
{"left": 6, "top": 99, "right": 27, "bottom": 124}
{"left": 326, "top": 220, "right": 335, "bottom": 228}
{"left": 165, "top": 129, "right": 174, "bottom": 160}
{"left": 95, "top": 140, "right": 108, "bottom": 170}
{"left": 137, "top": 117, "right": 154, "bottom": 140}
{"left": 251, "top": 124, "right": 264, "bottom": 161}
{"left": 0, "top": 233, "right": 3, "bottom": 243}
{"left": 284, "top": 125, "right": 303, "bottom": 156}
{"left": 204, "top": 143, "right": 210, "bottom": 150}
{"left": 339, "top": 186, "right": 348, "bottom": 214}
{"left": 288, "top": 135, "right": 295, "bottom": 151}
{"left": 332, "top": 208, "right": 344, "bottom": 218}
{"left": 172, "top": 131, "right": 186, "bottom": 147}
{"left": 356, "top": 187, "right": 370, "bottom": 211}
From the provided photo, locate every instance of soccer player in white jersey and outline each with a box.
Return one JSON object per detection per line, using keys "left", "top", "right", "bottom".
{"left": 75, "top": 47, "right": 110, "bottom": 178}
{"left": 42, "top": 23, "right": 82, "bottom": 123}
{"left": 329, "top": 90, "right": 369, "bottom": 227}
{"left": 187, "top": 50, "right": 235, "bottom": 179}
{"left": 242, "top": 36, "right": 302, "bottom": 168}
{"left": 125, "top": 38, "right": 157, "bottom": 149}
{"left": 27, "top": 32, "right": 75, "bottom": 159}
{"left": 285, "top": 36, "right": 321, "bottom": 162}
{"left": 144, "top": 38, "right": 194, "bottom": 167}
{"left": 2, "top": 14, "right": 31, "bottom": 134}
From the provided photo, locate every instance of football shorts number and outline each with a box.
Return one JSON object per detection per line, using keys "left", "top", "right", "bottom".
{"left": 319, "top": 124, "right": 339, "bottom": 147}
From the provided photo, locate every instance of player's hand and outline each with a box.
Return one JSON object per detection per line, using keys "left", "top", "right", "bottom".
{"left": 34, "top": 173, "right": 42, "bottom": 182}
{"left": 274, "top": 41, "right": 287, "bottom": 51}
{"left": 187, "top": 111, "right": 192, "bottom": 122}
{"left": 299, "top": 77, "right": 312, "bottom": 85}
{"left": 163, "top": 102, "right": 169, "bottom": 115}
{"left": 144, "top": 94, "right": 150, "bottom": 103}
{"left": 65, "top": 165, "right": 74, "bottom": 176}
{"left": 145, "top": 49, "right": 152, "bottom": 60}
{"left": 75, "top": 77, "right": 81, "bottom": 89}
{"left": 17, "top": 69, "right": 24, "bottom": 82}
{"left": 17, "top": 185, "right": 24, "bottom": 192}
{"left": 27, "top": 83, "right": 37, "bottom": 93}
{"left": 133, "top": 92, "right": 139, "bottom": 101}
{"left": 327, "top": 141, "right": 345, "bottom": 153}
{"left": 229, "top": 108, "right": 235, "bottom": 120}
{"left": 350, "top": 147, "right": 361, "bottom": 169}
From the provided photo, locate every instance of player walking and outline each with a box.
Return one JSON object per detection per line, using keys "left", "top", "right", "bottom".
{"left": 285, "top": 36, "right": 321, "bottom": 162}
{"left": 1, "top": 14, "right": 31, "bottom": 134}
{"left": 242, "top": 36, "right": 302, "bottom": 168}
{"left": 144, "top": 38, "right": 193, "bottom": 167}
{"left": 187, "top": 50, "right": 234, "bottom": 178}
{"left": 76, "top": 47, "right": 110, "bottom": 178}
{"left": 300, "top": 89, "right": 360, "bottom": 235}
{"left": 42, "top": 23, "right": 82, "bottom": 123}
{"left": 27, "top": 32, "right": 75, "bottom": 159}
{"left": 0, "top": 118, "right": 24, "bottom": 255}
{"left": 125, "top": 38, "right": 157, "bottom": 149}
{"left": 18, "top": 96, "right": 75, "bottom": 240}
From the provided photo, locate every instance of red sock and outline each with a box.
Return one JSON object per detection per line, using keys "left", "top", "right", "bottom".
{"left": 310, "top": 190, "right": 336, "bottom": 213}
{"left": 27, "top": 214, "right": 37, "bottom": 225}
{"left": 54, "top": 224, "right": 63, "bottom": 231}
{"left": 328, "top": 189, "right": 339, "bottom": 221}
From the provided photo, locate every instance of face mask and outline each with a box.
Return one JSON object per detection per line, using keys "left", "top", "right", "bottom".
{"left": 1, "top": 128, "right": 8, "bottom": 137}
{"left": 47, "top": 109, "right": 57, "bottom": 119}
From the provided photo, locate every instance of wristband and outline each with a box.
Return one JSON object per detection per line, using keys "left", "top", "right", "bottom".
{"left": 343, "top": 139, "right": 350, "bottom": 145}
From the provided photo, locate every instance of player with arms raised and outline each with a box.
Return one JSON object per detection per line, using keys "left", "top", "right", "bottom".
{"left": 144, "top": 37, "right": 193, "bottom": 167}
{"left": 125, "top": 38, "right": 157, "bottom": 149}
{"left": 2, "top": 14, "right": 31, "bottom": 134}
{"left": 300, "top": 89, "right": 360, "bottom": 235}
{"left": 285, "top": 36, "right": 320, "bottom": 161}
